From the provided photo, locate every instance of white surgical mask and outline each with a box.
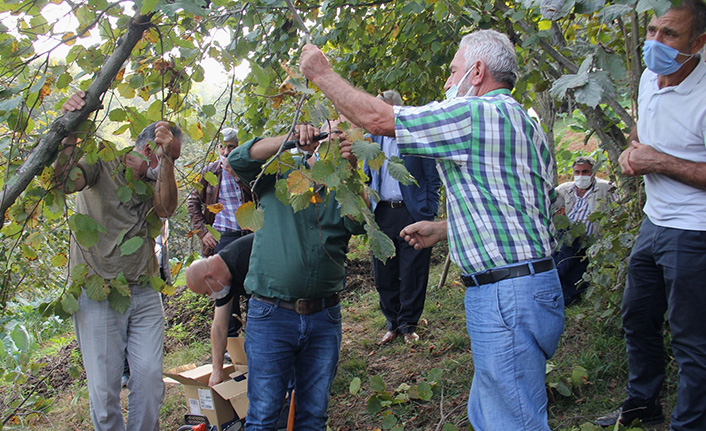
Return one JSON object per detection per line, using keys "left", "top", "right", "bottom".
{"left": 206, "top": 278, "right": 230, "bottom": 300}
{"left": 445, "top": 65, "right": 476, "bottom": 100}
{"left": 574, "top": 175, "right": 593, "bottom": 190}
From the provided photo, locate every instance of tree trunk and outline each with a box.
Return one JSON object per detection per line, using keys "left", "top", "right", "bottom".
{"left": 0, "top": 13, "right": 154, "bottom": 225}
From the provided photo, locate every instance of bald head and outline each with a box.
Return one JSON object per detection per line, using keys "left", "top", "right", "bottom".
{"left": 185, "top": 255, "right": 232, "bottom": 296}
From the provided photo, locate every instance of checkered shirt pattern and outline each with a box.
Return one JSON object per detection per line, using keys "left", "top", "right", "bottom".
{"left": 394, "top": 89, "right": 556, "bottom": 274}
{"left": 212, "top": 166, "right": 244, "bottom": 232}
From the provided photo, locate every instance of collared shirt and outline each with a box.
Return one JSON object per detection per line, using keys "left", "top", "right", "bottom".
{"left": 637, "top": 58, "right": 706, "bottom": 230}
{"left": 228, "top": 139, "right": 365, "bottom": 301}
{"left": 213, "top": 158, "right": 244, "bottom": 232}
{"left": 71, "top": 158, "right": 159, "bottom": 283}
{"left": 394, "top": 89, "right": 555, "bottom": 274}
{"left": 378, "top": 136, "right": 404, "bottom": 202}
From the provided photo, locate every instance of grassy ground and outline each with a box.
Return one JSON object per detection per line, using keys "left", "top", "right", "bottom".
{"left": 7, "top": 237, "right": 679, "bottom": 431}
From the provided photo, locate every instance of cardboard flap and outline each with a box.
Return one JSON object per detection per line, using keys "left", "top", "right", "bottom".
{"left": 212, "top": 371, "right": 249, "bottom": 417}
{"left": 163, "top": 364, "right": 235, "bottom": 387}
{"left": 226, "top": 337, "right": 247, "bottom": 364}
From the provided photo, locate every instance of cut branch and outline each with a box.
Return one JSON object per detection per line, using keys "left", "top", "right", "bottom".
{"left": 0, "top": 13, "right": 154, "bottom": 225}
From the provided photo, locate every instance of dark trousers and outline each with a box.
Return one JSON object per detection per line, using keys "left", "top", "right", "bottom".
{"left": 553, "top": 239, "right": 589, "bottom": 306}
{"left": 623, "top": 218, "right": 706, "bottom": 431}
{"left": 372, "top": 205, "right": 432, "bottom": 334}
{"left": 215, "top": 230, "right": 248, "bottom": 337}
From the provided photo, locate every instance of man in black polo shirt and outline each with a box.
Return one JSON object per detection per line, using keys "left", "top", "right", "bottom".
{"left": 185, "top": 233, "right": 253, "bottom": 386}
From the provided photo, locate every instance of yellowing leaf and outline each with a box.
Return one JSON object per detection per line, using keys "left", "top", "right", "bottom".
{"left": 62, "top": 32, "right": 76, "bottom": 46}
{"left": 162, "top": 283, "right": 175, "bottom": 296}
{"left": 235, "top": 202, "right": 264, "bottom": 232}
{"left": 189, "top": 122, "right": 204, "bottom": 140}
{"left": 538, "top": 20, "right": 552, "bottom": 31}
{"left": 392, "top": 24, "right": 400, "bottom": 39}
{"left": 51, "top": 254, "right": 68, "bottom": 267}
{"left": 20, "top": 244, "right": 38, "bottom": 261}
{"left": 39, "top": 82, "right": 52, "bottom": 101}
{"left": 365, "top": 23, "right": 376, "bottom": 34}
{"left": 115, "top": 68, "right": 125, "bottom": 82}
{"left": 287, "top": 170, "right": 311, "bottom": 195}
{"left": 170, "top": 261, "right": 183, "bottom": 278}
{"left": 207, "top": 202, "right": 224, "bottom": 214}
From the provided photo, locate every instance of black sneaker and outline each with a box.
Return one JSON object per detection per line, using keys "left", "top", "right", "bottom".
{"left": 595, "top": 398, "right": 665, "bottom": 427}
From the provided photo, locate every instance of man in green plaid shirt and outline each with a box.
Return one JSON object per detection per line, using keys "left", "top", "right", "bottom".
{"left": 301, "top": 29, "right": 564, "bottom": 431}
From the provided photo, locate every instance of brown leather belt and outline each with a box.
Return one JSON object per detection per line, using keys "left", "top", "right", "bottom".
{"left": 378, "top": 200, "right": 405, "bottom": 209}
{"left": 462, "top": 258, "right": 555, "bottom": 287}
{"left": 253, "top": 293, "right": 340, "bottom": 315}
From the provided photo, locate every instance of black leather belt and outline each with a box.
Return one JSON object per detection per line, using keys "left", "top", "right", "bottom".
{"left": 378, "top": 200, "right": 405, "bottom": 209}
{"left": 219, "top": 230, "right": 249, "bottom": 238}
{"left": 462, "top": 258, "right": 555, "bottom": 287}
{"left": 253, "top": 293, "right": 340, "bottom": 315}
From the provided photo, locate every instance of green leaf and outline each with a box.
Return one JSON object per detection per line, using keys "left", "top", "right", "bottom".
{"left": 75, "top": 229, "right": 100, "bottom": 249}
{"left": 117, "top": 185, "right": 133, "bottom": 203}
{"left": 387, "top": 157, "right": 417, "bottom": 186}
{"left": 204, "top": 171, "right": 219, "bottom": 187}
{"left": 235, "top": 201, "right": 265, "bottom": 231}
{"left": 600, "top": 4, "right": 632, "bottom": 23}
{"left": 366, "top": 395, "right": 382, "bottom": 414}
{"left": 120, "top": 237, "right": 144, "bottom": 256}
{"left": 549, "top": 72, "right": 589, "bottom": 101}
{"left": 574, "top": 77, "right": 604, "bottom": 108}
{"left": 206, "top": 225, "right": 222, "bottom": 242}
{"left": 61, "top": 294, "right": 80, "bottom": 315}
{"left": 572, "top": 365, "right": 589, "bottom": 384}
{"left": 290, "top": 191, "right": 314, "bottom": 213}
{"left": 555, "top": 380, "right": 573, "bottom": 397}
{"left": 50, "top": 253, "right": 68, "bottom": 267}
{"left": 416, "top": 381, "right": 432, "bottom": 401}
{"left": 349, "top": 377, "right": 362, "bottom": 395}
{"left": 636, "top": 0, "right": 672, "bottom": 16}
{"left": 110, "top": 273, "right": 131, "bottom": 296}
{"left": 275, "top": 178, "right": 291, "bottom": 206}
{"left": 366, "top": 224, "right": 396, "bottom": 264}
{"left": 10, "top": 324, "right": 31, "bottom": 352}
{"left": 351, "top": 139, "right": 382, "bottom": 162}
{"left": 141, "top": 0, "right": 159, "bottom": 15}
{"left": 442, "top": 424, "right": 459, "bottom": 431}
{"left": 108, "top": 288, "right": 131, "bottom": 314}
{"left": 85, "top": 275, "right": 109, "bottom": 302}
{"left": 382, "top": 413, "right": 397, "bottom": 429}
{"left": 370, "top": 375, "right": 386, "bottom": 393}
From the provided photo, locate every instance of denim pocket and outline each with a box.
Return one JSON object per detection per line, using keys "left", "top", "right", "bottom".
{"left": 534, "top": 289, "right": 562, "bottom": 307}
{"left": 248, "top": 298, "right": 275, "bottom": 320}
{"left": 325, "top": 305, "right": 342, "bottom": 324}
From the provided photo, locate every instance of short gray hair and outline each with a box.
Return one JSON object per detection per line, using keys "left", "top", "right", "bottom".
{"left": 221, "top": 127, "right": 238, "bottom": 143}
{"left": 377, "top": 90, "right": 403, "bottom": 106}
{"left": 460, "top": 30, "right": 518, "bottom": 89}
{"left": 572, "top": 156, "right": 596, "bottom": 171}
{"left": 135, "top": 122, "right": 183, "bottom": 151}
{"left": 675, "top": 0, "right": 706, "bottom": 42}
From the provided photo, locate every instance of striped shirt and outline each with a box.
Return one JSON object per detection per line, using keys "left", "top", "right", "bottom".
{"left": 566, "top": 186, "right": 595, "bottom": 236}
{"left": 213, "top": 159, "right": 245, "bottom": 232}
{"left": 394, "top": 89, "right": 556, "bottom": 274}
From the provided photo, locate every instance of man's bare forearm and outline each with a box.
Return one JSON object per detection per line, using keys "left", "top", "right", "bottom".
{"left": 310, "top": 70, "right": 395, "bottom": 137}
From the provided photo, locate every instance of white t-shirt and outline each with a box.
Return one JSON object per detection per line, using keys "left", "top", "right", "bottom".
{"left": 637, "top": 58, "right": 706, "bottom": 231}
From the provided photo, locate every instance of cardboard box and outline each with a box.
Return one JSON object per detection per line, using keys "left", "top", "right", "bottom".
{"left": 164, "top": 339, "right": 249, "bottom": 430}
{"left": 213, "top": 369, "right": 249, "bottom": 418}
{"left": 226, "top": 337, "right": 247, "bottom": 365}
{"left": 164, "top": 363, "right": 238, "bottom": 431}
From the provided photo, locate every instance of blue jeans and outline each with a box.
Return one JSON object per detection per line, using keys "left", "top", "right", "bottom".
{"left": 244, "top": 298, "right": 342, "bottom": 431}
{"left": 72, "top": 284, "right": 165, "bottom": 431}
{"left": 623, "top": 218, "right": 706, "bottom": 431}
{"left": 464, "top": 265, "right": 564, "bottom": 431}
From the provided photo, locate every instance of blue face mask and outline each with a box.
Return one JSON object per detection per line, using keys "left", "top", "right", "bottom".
{"left": 445, "top": 65, "right": 475, "bottom": 100}
{"left": 643, "top": 39, "right": 695, "bottom": 76}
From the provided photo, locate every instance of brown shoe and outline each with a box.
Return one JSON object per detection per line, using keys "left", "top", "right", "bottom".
{"left": 380, "top": 331, "right": 398, "bottom": 344}
{"left": 403, "top": 332, "right": 420, "bottom": 344}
